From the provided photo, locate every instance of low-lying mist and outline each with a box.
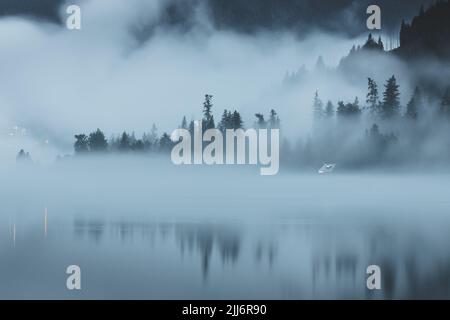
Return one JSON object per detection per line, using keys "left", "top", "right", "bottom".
{"left": 0, "top": 0, "right": 405, "bottom": 165}
{"left": 3, "top": 156, "right": 450, "bottom": 221}
{"left": 1, "top": 0, "right": 449, "bottom": 172}
{"left": 2, "top": 0, "right": 450, "bottom": 300}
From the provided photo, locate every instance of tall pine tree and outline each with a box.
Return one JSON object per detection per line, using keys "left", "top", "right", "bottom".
{"left": 406, "top": 87, "right": 421, "bottom": 120}
{"left": 381, "top": 75, "right": 400, "bottom": 119}
{"left": 74, "top": 134, "right": 89, "bottom": 154}
{"left": 119, "top": 132, "right": 131, "bottom": 151}
{"left": 202, "top": 94, "right": 215, "bottom": 130}
{"left": 255, "top": 113, "right": 267, "bottom": 128}
{"left": 88, "top": 129, "right": 108, "bottom": 152}
{"left": 440, "top": 87, "right": 450, "bottom": 119}
{"left": 231, "top": 111, "right": 243, "bottom": 129}
{"left": 366, "top": 78, "right": 380, "bottom": 116}
{"left": 324, "top": 101, "right": 335, "bottom": 118}
{"left": 312, "top": 91, "right": 324, "bottom": 121}
{"left": 181, "top": 116, "right": 188, "bottom": 129}
{"left": 269, "top": 109, "right": 280, "bottom": 129}
{"left": 218, "top": 109, "right": 231, "bottom": 132}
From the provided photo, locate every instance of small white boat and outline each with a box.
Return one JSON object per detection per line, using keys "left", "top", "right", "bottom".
{"left": 318, "top": 163, "right": 336, "bottom": 174}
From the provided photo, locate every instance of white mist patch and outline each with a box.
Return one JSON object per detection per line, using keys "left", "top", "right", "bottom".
{"left": 0, "top": 1, "right": 357, "bottom": 164}
{"left": 171, "top": 124, "right": 279, "bottom": 175}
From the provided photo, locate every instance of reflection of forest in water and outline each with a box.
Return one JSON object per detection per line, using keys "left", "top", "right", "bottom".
{"left": 73, "top": 219, "right": 450, "bottom": 299}
{"left": 74, "top": 220, "right": 277, "bottom": 278}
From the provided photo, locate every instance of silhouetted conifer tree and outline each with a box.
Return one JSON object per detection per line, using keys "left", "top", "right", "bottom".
{"left": 119, "top": 132, "right": 131, "bottom": 151}
{"left": 269, "top": 109, "right": 280, "bottom": 129}
{"left": 231, "top": 110, "right": 243, "bottom": 129}
{"left": 132, "top": 139, "right": 145, "bottom": 152}
{"left": 366, "top": 78, "right": 380, "bottom": 116}
{"left": 337, "top": 98, "right": 362, "bottom": 117}
{"left": 159, "top": 133, "right": 174, "bottom": 152}
{"left": 16, "top": 149, "right": 32, "bottom": 163}
{"left": 312, "top": 91, "right": 324, "bottom": 121}
{"left": 218, "top": 109, "right": 233, "bottom": 132}
{"left": 188, "top": 120, "right": 195, "bottom": 136}
{"left": 74, "top": 134, "right": 89, "bottom": 153}
{"left": 324, "top": 101, "right": 335, "bottom": 118}
{"left": 202, "top": 94, "right": 215, "bottom": 130}
{"left": 88, "top": 129, "right": 108, "bottom": 152}
{"left": 382, "top": 75, "right": 401, "bottom": 119}
{"left": 440, "top": 87, "right": 450, "bottom": 119}
{"left": 255, "top": 113, "right": 267, "bottom": 128}
{"left": 181, "top": 116, "right": 188, "bottom": 129}
{"left": 419, "top": 4, "right": 425, "bottom": 16}
{"left": 406, "top": 87, "right": 421, "bottom": 120}
{"left": 129, "top": 132, "right": 137, "bottom": 146}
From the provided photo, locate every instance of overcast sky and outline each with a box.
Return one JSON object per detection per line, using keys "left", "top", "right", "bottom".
{"left": 0, "top": 0, "right": 436, "bottom": 35}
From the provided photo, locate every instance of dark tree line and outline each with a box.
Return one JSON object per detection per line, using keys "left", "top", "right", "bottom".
{"left": 73, "top": 94, "right": 281, "bottom": 155}
{"left": 399, "top": 1, "right": 450, "bottom": 59}
{"left": 296, "top": 74, "right": 450, "bottom": 169}
{"left": 312, "top": 75, "right": 450, "bottom": 122}
{"left": 74, "top": 124, "right": 171, "bottom": 155}
{"left": 69, "top": 76, "right": 450, "bottom": 170}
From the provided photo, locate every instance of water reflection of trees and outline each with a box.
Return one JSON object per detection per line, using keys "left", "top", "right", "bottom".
{"left": 72, "top": 219, "right": 450, "bottom": 298}
{"left": 73, "top": 220, "right": 252, "bottom": 278}
{"left": 74, "top": 219, "right": 105, "bottom": 242}
{"left": 174, "top": 224, "right": 241, "bottom": 278}
{"left": 310, "top": 225, "right": 450, "bottom": 299}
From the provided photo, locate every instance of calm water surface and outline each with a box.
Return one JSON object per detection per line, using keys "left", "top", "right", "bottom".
{"left": 1, "top": 168, "right": 450, "bottom": 299}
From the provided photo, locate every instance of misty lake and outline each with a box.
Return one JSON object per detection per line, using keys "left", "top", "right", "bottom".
{"left": 1, "top": 159, "right": 450, "bottom": 299}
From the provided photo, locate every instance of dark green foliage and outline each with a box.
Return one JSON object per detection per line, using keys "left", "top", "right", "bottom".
{"left": 74, "top": 134, "right": 89, "bottom": 154}
{"left": 337, "top": 97, "right": 361, "bottom": 117}
{"left": 324, "top": 101, "right": 334, "bottom": 119}
{"left": 148, "top": 124, "right": 159, "bottom": 148}
{"left": 132, "top": 140, "right": 145, "bottom": 152}
{"left": 312, "top": 91, "right": 324, "bottom": 121}
{"left": 254, "top": 113, "right": 266, "bottom": 128}
{"left": 218, "top": 109, "right": 232, "bottom": 132}
{"left": 253, "top": 109, "right": 280, "bottom": 130}
{"left": 68, "top": 68, "right": 450, "bottom": 170}
{"left": 269, "top": 109, "right": 280, "bottom": 129}
{"left": 406, "top": 87, "right": 421, "bottom": 120}
{"left": 362, "top": 33, "right": 384, "bottom": 51}
{"left": 370, "top": 124, "right": 397, "bottom": 145}
{"left": 381, "top": 75, "right": 401, "bottom": 119}
{"left": 218, "top": 109, "right": 244, "bottom": 130}
{"left": 159, "top": 133, "right": 174, "bottom": 152}
{"left": 231, "top": 110, "right": 244, "bottom": 129}
{"left": 202, "top": 94, "right": 215, "bottom": 130}
{"left": 367, "top": 123, "right": 398, "bottom": 154}
{"left": 398, "top": 1, "right": 450, "bottom": 59}
{"left": 188, "top": 120, "right": 195, "bottom": 136}
{"left": 181, "top": 116, "right": 188, "bottom": 130}
{"left": 119, "top": 132, "right": 131, "bottom": 151}
{"left": 16, "top": 149, "right": 32, "bottom": 163}
{"left": 440, "top": 87, "right": 450, "bottom": 119}
{"left": 366, "top": 78, "right": 380, "bottom": 116}
{"left": 88, "top": 129, "right": 108, "bottom": 152}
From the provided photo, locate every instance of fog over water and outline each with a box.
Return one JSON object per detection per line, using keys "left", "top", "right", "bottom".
{"left": 0, "top": 159, "right": 449, "bottom": 299}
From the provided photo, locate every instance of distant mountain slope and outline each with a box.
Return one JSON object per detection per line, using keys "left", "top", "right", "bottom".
{"left": 338, "top": 33, "right": 386, "bottom": 69}
{"left": 133, "top": 0, "right": 436, "bottom": 43}
{"left": 331, "top": 1, "right": 450, "bottom": 94}
{"left": 395, "top": 0, "right": 450, "bottom": 60}
{"left": 338, "top": 1, "right": 450, "bottom": 66}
